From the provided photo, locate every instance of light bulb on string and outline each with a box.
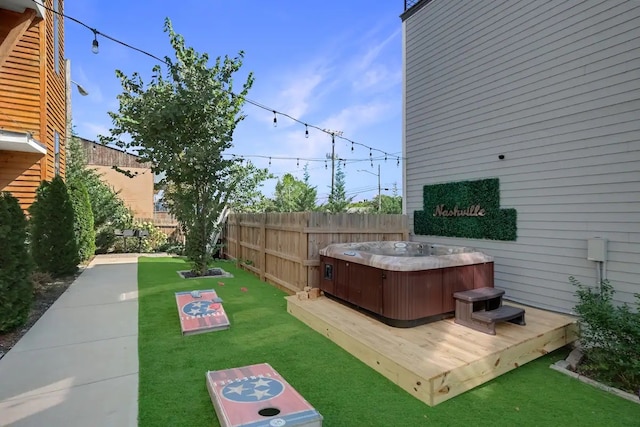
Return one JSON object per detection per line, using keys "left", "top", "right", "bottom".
{"left": 351, "top": 142, "right": 354, "bottom": 152}
{"left": 273, "top": 111, "right": 277, "bottom": 127}
{"left": 325, "top": 160, "right": 327, "bottom": 170}
{"left": 385, "top": 154, "right": 388, "bottom": 162}
{"left": 305, "top": 125, "right": 309, "bottom": 139}
{"left": 397, "top": 157, "right": 400, "bottom": 167}
{"left": 268, "top": 157, "right": 271, "bottom": 166}
{"left": 91, "top": 30, "right": 99, "bottom": 54}
{"left": 343, "top": 160, "right": 346, "bottom": 168}
{"left": 296, "top": 158, "right": 299, "bottom": 167}
{"left": 371, "top": 158, "right": 374, "bottom": 168}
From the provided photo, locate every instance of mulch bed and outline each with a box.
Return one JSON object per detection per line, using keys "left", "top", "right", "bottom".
{"left": 178, "top": 268, "right": 233, "bottom": 279}
{"left": 0, "top": 272, "right": 80, "bottom": 358}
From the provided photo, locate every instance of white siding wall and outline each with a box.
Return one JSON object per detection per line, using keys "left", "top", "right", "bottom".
{"left": 403, "top": 0, "right": 640, "bottom": 313}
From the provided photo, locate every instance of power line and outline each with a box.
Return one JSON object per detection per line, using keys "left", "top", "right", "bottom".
{"left": 36, "top": 0, "right": 404, "bottom": 163}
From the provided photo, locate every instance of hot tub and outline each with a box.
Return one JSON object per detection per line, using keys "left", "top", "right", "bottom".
{"left": 319, "top": 241, "right": 494, "bottom": 327}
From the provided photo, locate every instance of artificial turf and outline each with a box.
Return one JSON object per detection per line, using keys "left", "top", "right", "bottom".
{"left": 138, "top": 257, "right": 640, "bottom": 426}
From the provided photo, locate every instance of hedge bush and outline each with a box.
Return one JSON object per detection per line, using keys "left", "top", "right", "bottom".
{"left": 68, "top": 176, "right": 96, "bottom": 262}
{"left": 29, "top": 177, "right": 79, "bottom": 277}
{"left": 0, "top": 192, "right": 34, "bottom": 332}
{"left": 112, "top": 220, "right": 168, "bottom": 253}
{"left": 570, "top": 276, "right": 640, "bottom": 394}
{"left": 414, "top": 178, "right": 517, "bottom": 241}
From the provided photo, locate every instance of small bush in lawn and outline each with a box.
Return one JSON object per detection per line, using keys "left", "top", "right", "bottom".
{"left": 68, "top": 176, "right": 96, "bottom": 262}
{"left": 29, "top": 177, "right": 79, "bottom": 277}
{"left": 570, "top": 276, "right": 640, "bottom": 394}
{"left": 0, "top": 192, "right": 34, "bottom": 332}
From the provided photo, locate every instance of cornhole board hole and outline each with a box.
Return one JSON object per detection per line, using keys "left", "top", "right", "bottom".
{"left": 206, "top": 363, "right": 323, "bottom": 427}
{"left": 175, "top": 289, "right": 230, "bottom": 335}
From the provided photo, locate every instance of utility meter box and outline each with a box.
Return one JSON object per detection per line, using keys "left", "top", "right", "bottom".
{"left": 587, "top": 237, "right": 607, "bottom": 262}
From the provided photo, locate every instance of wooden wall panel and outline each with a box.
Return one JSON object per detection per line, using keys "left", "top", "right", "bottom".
{"left": 0, "top": 1, "right": 66, "bottom": 210}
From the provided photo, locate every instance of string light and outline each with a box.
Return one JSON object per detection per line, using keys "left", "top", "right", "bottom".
{"left": 305, "top": 124, "right": 309, "bottom": 139}
{"left": 34, "top": 0, "right": 405, "bottom": 163}
{"left": 325, "top": 160, "right": 327, "bottom": 169}
{"left": 91, "top": 29, "right": 99, "bottom": 54}
{"left": 296, "top": 158, "right": 299, "bottom": 167}
{"left": 268, "top": 157, "right": 271, "bottom": 166}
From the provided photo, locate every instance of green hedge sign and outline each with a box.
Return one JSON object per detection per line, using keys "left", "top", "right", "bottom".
{"left": 414, "top": 178, "right": 517, "bottom": 241}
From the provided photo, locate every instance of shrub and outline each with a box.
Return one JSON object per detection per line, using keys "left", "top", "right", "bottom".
{"left": 0, "top": 192, "right": 34, "bottom": 332}
{"left": 570, "top": 276, "right": 640, "bottom": 394}
{"left": 67, "top": 134, "right": 132, "bottom": 254}
{"left": 112, "top": 220, "right": 168, "bottom": 253}
{"left": 29, "top": 177, "right": 79, "bottom": 277}
{"left": 30, "top": 271, "right": 53, "bottom": 297}
{"left": 68, "top": 176, "right": 96, "bottom": 262}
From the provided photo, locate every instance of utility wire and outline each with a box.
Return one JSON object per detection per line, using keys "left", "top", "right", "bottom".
{"left": 35, "top": 0, "right": 404, "bottom": 162}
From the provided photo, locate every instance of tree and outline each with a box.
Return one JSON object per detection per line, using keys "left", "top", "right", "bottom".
{"left": 103, "top": 18, "right": 268, "bottom": 275}
{"left": 29, "top": 177, "right": 79, "bottom": 277}
{"left": 68, "top": 176, "right": 96, "bottom": 262}
{"left": 271, "top": 171, "right": 316, "bottom": 212}
{"left": 67, "top": 134, "right": 132, "bottom": 253}
{"left": 373, "top": 184, "right": 402, "bottom": 214}
{"left": 297, "top": 164, "right": 318, "bottom": 211}
{"left": 0, "top": 192, "right": 33, "bottom": 332}
{"left": 325, "top": 162, "right": 352, "bottom": 213}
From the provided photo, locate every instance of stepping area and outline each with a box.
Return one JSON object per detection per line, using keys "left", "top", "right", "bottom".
{"left": 453, "top": 287, "right": 526, "bottom": 335}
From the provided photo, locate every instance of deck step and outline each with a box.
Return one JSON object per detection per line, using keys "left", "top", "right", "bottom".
{"left": 471, "top": 305, "right": 525, "bottom": 325}
{"left": 453, "top": 287, "right": 504, "bottom": 302}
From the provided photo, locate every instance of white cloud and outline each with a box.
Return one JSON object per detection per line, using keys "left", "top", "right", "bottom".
{"left": 274, "top": 72, "right": 324, "bottom": 122}
{"left": 80, "top": 122, "right": 110, "bottom": 140}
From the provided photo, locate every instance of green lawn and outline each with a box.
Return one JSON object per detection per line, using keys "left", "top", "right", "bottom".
{"left": 138, "top": 257, "right": 640, "bottom": 426}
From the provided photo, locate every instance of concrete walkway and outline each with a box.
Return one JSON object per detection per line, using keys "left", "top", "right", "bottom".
{"left": 0, "top": 255, "right": 140, "bottom": 427}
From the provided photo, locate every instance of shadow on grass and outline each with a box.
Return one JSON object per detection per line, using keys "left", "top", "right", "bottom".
{"left": 137, "top": 257, "right": 640, "bottom": 427}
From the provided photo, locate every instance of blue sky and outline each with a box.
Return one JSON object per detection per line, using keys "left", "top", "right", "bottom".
{"left": 65, "top": 1, "right": 404, "bottom": 203}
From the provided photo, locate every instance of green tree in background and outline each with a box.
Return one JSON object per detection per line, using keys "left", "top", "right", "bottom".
{"left": 270, "top": 168, "right": 317, "bottom": 212}
{"left": 103, "top": 18, "right": 268, "bottom": 275}
{"left": 325, "top": 162, "right": 352, "bottom": 213}
{"left": 0, "top": 192, "right": 33, "bottom": 332}
{"left": 29, "top": 177, "right": 78, "bottom": 277}
{"left": 297, "top": 164, "right": 318, "bottom": 211}
{"left": 67, "top": 134, "right": 132, "bottom": 253}
{"left": 374, "top": 184, "right": 402, "bottom": 214}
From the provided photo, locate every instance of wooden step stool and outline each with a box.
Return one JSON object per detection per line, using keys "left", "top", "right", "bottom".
{"left": 453, "top": 287, "right": 525, "bottom": 335}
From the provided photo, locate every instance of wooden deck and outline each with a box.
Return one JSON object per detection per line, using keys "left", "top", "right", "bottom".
{"left": 286, "top": 295, "right": 578, "bottom": 406}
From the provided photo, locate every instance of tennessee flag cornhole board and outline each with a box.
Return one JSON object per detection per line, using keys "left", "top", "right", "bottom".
{"left": 175, "top": 290, "right": 230, "bottom": 335}
{"left": 206, "top": 363, "right": 323, "bottom": 427}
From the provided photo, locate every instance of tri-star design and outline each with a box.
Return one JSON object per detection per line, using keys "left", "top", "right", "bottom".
{"left": 182, "top": 300, "right": 221, "bottom": 317}
{"left": 222, "top": 377, "right": 285, "bottom": 402}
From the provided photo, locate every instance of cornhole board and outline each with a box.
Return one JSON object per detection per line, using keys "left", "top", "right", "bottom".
{"left": 175, "top": 290, "right": 230, "bottom": 335}
{"left": 206, "top": 363, "right": 323, "bottom": 427}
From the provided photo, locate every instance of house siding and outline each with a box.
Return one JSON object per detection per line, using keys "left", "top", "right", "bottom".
{"left": 403, "top": 0, "right": 640, "bottom": 313}
{"left": 0, "top": 0, "right": 66, "bottom": 210}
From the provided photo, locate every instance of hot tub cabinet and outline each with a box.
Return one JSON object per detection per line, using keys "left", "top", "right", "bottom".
{"left": 319, "top": 242, "right": 494, "bottom": 327}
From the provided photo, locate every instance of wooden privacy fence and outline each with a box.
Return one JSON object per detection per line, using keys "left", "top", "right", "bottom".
{"left": 222, "top": 212, "right": 409, "bottom": 293}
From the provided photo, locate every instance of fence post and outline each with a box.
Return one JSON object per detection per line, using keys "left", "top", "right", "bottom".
{"left": 235, "top": 215, "right": 240, "bottom": 268}
{"left": 259, "top": 213, "right": 266, "bottom": 281}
